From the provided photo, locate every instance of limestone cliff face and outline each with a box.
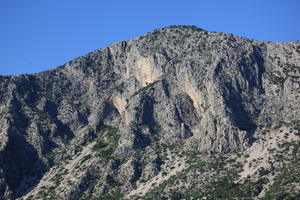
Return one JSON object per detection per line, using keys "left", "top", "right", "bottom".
{"left": 0, "top": 26, "right": 299, "bottom": 199}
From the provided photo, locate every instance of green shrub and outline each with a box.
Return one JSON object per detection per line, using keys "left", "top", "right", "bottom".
{"left": 80, "top": 154, "right": 92, "bottom": 164}
{"left": 94, "top": 125, "right": 120, "bottom": 162}
{"left": 113, "top": 82, "right": 125, "bottom": 92}
{"left": 131, "top": 80, "right": 160, "bottom": 98}
{"left": 92, "top": 140, "right": 107, "bottom": 151}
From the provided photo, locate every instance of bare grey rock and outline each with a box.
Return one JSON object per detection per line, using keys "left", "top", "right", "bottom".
{"left": 0, "top": 25, "right": 299, "bottom": 199}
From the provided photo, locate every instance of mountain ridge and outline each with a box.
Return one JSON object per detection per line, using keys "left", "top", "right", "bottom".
{"left": 2, "top": 25, "right": 298, "bottom": 77}
{"left": 0, "top": 25, "right": 299, "bottom": 199}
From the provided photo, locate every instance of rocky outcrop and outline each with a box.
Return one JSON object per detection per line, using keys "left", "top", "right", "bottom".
{"left": 0, "top": 25, "right": 299, "bottom": 199}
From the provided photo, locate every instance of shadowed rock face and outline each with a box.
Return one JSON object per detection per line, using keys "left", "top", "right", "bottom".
{"left": 0, "top": 25, "right": 299, "bottom": 199}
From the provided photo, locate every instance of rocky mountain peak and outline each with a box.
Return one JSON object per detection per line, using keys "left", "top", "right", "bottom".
{"left": 0, "top": 26, "right": 299, "bottom": 199}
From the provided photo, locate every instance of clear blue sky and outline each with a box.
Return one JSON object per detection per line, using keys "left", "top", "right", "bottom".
{"left": 0, "top": 0, "right": 299, "bottom": 75}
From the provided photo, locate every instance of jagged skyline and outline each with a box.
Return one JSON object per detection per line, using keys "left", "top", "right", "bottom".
{"left": 0, "top": 26, "right": 299, "bottom": 199}
{"left": 0, "top": 0, "right": 299, "bottom": 75}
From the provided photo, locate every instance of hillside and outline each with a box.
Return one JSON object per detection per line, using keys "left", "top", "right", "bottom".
{"left": 0, "top": 25, "right": 299, "bottom": 199}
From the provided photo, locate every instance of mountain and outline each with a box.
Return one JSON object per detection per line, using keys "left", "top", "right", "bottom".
{"left": 0, "top": 25, "right": 299, "bottom": 200}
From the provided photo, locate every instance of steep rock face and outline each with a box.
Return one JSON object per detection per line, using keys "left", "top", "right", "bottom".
{"left": 0, "top": 26, "right": 299, "bottom": 199}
